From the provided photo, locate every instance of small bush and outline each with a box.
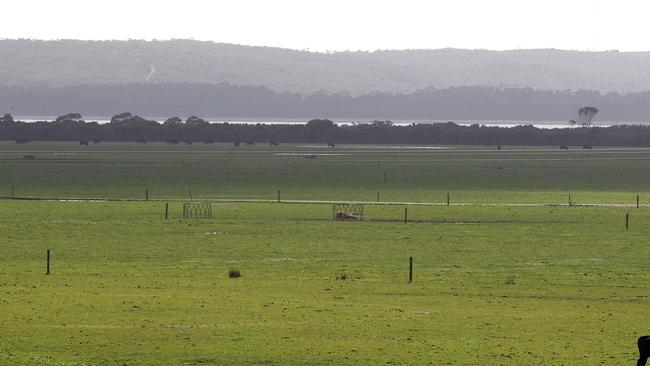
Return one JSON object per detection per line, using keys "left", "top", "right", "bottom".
{"left": 336, "top": 273, "right": 347, "bottom": 280}
{"left": 505, "top": 276, "right": 516, "bottom": 285}
{"left": 228, "top": 269, "right": 241, "bottom": 278}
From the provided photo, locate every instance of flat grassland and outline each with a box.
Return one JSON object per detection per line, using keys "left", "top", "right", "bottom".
{"left": 1, "top": 142, "right": 650, "bottom": 365}
{"left": 1, "top": 142, "right": 650, "bottom": 203}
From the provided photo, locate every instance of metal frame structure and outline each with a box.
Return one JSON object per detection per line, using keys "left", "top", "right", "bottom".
{"left": 332, "top": 202, "right": 364, "bottom": 220}
{"left": 182, "top": 202, "right": 213, "bottom": 219}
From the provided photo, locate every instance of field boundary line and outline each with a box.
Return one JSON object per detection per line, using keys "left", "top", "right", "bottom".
{"left": 0, "top": 195, "right": 644, "bottom": 208}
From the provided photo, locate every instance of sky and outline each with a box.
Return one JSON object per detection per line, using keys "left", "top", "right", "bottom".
{"left": 2, "top": 0, "right": 650, "bottom": 52}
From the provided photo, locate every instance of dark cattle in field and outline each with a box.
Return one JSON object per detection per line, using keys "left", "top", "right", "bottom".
{"left": 184, "top": 140, "right": 193, "bottom": 145}
{"left": 270, "top": 141, "right": 279, "bottom": 147}
{"left": 328, "top": 142, "right": 335, "bottom": 148}
{"left": 582, "top": 145, "right": 592, "bottom": 149}
{"left": 638, "top": 336, "right": 650, "bottom": 366}
{"left": 560, "top": 145, "right": 569, "bottom": 149}
{"left": 15, "top": 139, "right": 30, "bottom": 144}
{"left": 245, "top": 141, "right": 255, "bottom": 146}
{"left": 136, "top": 139, "right": 146, "bottom": 144}
{"left": 234, "top": 141, "right": 240, "bottom": 147}
{"left": 79, "top": 140, "right": 89, "bottom": 146}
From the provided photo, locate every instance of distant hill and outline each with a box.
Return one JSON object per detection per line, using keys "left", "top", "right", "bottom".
{"left": 2, "top": 39, "right": 650, "bottom": 94}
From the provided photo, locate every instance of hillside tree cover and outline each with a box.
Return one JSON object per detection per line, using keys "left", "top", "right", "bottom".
{"left": 2, "top": 84, "right": 650, "bottom": 121}
{"left": 2, "top": 39, "right": 650, "bottom": 94}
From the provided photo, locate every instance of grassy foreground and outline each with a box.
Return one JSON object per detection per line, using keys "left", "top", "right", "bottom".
{"left": 1, "top": 200, "right": 649, "bottom": 365}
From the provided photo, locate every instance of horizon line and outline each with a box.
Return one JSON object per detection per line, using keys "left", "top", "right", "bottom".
{"left": 2, "top": 38, "right": 648, "bottom": 54}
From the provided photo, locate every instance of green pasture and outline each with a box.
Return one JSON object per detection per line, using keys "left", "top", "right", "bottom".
{"left": 1, "top": 200, "right": 650, "bottom": 365}
{"left": 1, "top": 142, "right": 650, "bottom": 204}
{"left": 2, "top": 142, "right": 650, "bottom": 365}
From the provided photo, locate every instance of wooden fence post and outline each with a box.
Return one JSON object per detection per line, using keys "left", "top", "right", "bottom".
{"left": 277, "top": 190, "right": 281, "bottom": 203}
{"left": 447, "top": 193, "right": 450, "bottom": 206}
{"left": 637, "top": 194, "right": 640, "bottom": 208}
{"left": 165, "top": 203, "right": 169, "bottom": 220}
{"left": 377, "top": 192, "right": 380, "bottom": 202}
{"left": 145, "top": 188, "right": 149, "bottom": 201}
{"left": 404, "top": 207, "right": 408, "bottom": 224}
{"left": 408, "top": 257, "right": 413, "bottom": 283}
{"left": 626, "top": 213, "right": 629, "bottom": 230}
{"left": 46, "top": 249, "right": 51, "bottom": 275}
{"left": 188, "top": 190, "right": 192, "bottom": 199}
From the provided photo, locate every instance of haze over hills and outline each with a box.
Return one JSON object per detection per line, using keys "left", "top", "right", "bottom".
{"left": 3, "top": 39, "right": 650, "bottom": 121}
{"left": 2, "top": 39, "right": 650, "bottom": 94}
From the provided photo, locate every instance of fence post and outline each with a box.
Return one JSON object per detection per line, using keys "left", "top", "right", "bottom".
{"left": 278, "top": 190, "right": 281, "bottom": 203}
{"left": 377, "top": 192, "right": 380, "bottom": 202}
{"left": 626, "top": 213, "right": 629, "bottom": 230}
{"left": 188, "top": 190, "right": 192, "bottom": 199}
{"left": 145, "top": 188, "right": 149, "bottom": 201}
{"left": 404, "top": 207, "right": 408, "bottom": 224}
{"left": 165, "top": 203, "right": 169, "bottom": 220}
{"left": 11, "top": 184, "right": 14, "bottom": 197}
{"left": 637, "top": 194, "right": 640, "bottom": 208}
{"left": 447, "top": 193, "right": 450, "bottom": 206}
{"left": 408, "top": 257, "right": 413, "bottom": 283}
{"left": 46, "top": 249, "right": 51, "bottom": 275}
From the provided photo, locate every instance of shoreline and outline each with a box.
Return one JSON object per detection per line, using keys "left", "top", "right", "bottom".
{"left": 11, "top": 117, "right": 648, "bottom": 129}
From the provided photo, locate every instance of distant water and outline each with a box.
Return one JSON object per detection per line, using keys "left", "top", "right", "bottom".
{"left": 13, "top": 117, "right": 649, "bottom": 129}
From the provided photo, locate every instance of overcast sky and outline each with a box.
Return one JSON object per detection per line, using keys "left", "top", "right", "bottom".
{"left": 2, "top": 0, "right": 649, "bottom": 52}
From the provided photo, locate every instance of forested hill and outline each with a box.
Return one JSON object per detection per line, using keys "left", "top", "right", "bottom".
{"left": 2, "top": 39, "right": 650, "bottom": 94}
{"left": 2, "top": 83, "right": 650, "bottom": 121}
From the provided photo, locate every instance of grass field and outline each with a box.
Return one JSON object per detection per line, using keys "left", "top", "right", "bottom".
{"left": 1, "top": 142, "right": 650, "bottom": 365}
{"left": 2, "top": 142, "right": 650, "bottom": 204}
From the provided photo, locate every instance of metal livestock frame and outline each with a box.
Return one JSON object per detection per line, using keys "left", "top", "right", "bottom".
{"left": 332, "top": 202, "right": 364, "bottom": 220}
{"left": 182, "top": 202, "right": 213, "bottom": 219}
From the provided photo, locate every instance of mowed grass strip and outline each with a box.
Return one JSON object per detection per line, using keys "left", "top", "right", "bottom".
{"left": 1, "top": 200, "right": 649, "bottom": 365}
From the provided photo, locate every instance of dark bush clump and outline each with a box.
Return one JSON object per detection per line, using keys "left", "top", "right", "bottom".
{"left": 229, "top": 269, "right": 241, "bottom": 278}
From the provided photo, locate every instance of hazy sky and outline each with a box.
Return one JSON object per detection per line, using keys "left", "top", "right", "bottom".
{"left": 2, "top": 0, "right": 649, "bottom": 52}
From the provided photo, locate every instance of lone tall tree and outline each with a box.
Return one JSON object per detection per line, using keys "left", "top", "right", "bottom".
{"left": 577, "top": 106, "right": 599, "bottom": 127}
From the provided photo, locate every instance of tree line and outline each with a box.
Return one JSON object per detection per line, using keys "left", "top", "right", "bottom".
{"left": 1, "top": 113, "right": 650, "bottom": 147}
